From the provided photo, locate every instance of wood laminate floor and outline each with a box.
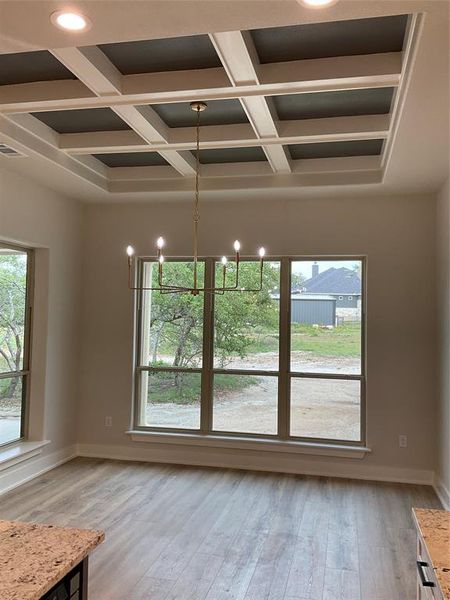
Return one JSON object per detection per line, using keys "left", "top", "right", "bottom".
{"left": 0, "top": 458, "right": 442, "bottom": 600}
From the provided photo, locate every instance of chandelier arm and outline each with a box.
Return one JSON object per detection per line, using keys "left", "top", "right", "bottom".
{"left": 224, "top": 257, "right": 241, "bottom": 291}
{"left": 211, "top": 258, "right": 263, "bottom": 293}
{"left": 129, "top": 256, "right": 264, "bottom": 294}
{"left": 128, "top": 257, "right": 134, "bottom": 289}
{"left": 128, "top": 283, "right": 263, "bottom": 293}
{"left": 128, "top": 285, "right": 189, "bottom": 292}
{"left": 157, "top": 262, "right": 193, "bottom": 292}
{"left": 158, "top": 260, "right": 164, "bottom": 287}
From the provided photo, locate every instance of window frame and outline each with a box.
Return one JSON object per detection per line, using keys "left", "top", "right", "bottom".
{"left": 0, "top": 242, "right": 34, "bottom": 448}
{"left": 133, "top": 255, "right": 366, "bottom": 448}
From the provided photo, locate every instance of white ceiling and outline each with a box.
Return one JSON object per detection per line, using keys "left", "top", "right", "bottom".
{"left": 0, "top": 0, "right": 448, "bottom": 203}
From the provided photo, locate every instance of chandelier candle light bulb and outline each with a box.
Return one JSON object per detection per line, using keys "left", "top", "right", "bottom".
{"left": 125, "top": 102, "right": 265, "bottom": 295}
{"left": 126, "top": 246, "right": 135, "bottom": 272}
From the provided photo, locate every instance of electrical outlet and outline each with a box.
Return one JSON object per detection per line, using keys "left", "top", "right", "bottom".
{"left": 399, "top": 434, "right": 407, "bottom": 448}
{"left": 105, "top": 416, "right": 113, "bottom": 427}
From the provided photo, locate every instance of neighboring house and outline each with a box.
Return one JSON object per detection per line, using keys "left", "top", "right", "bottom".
{"left": 299, "top": 263, "right": 362, "bottom": 310}
{"left": 288, "top": 263, "right": 362, "bottom": 324}
{"left": 272, "top": 264, "right": 361, "bottom": 326}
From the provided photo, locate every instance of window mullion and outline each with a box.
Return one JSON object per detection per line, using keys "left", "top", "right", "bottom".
{"left": 200, "top": 258, "right": 214, "bottom": 433}
{"left": 361, "top": 257, "right": 367, "bottom": 445}
{"left": 22, "top": 248, "right": 33, "bottom": 373}
{"left": 134, "top": 259, "right": 146, "bottom": 429}
{"left": 277, "top": 257, "right": 291, "bottom": 439}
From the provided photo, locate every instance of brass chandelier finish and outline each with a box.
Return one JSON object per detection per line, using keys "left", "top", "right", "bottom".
{"left": 127, "top": 102, "right": 266, "bottom": 295}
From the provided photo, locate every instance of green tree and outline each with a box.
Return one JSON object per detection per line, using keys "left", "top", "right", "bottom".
{"left": 291, "top": 271, "right": 306, "bottom": 290}
{"left": 147, "top": 261, "right": 280, "bottom": 369}
{"left": 148, "top": 262, "right": 205, "bottom": 368}
{"left": 0, "top": 254, "right": 27, "bottom": 399}
{"left": 214, "top": 261, "right": 279, "bottom": 367}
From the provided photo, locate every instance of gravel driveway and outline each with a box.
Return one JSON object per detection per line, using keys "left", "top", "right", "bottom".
{"left": 146, "top": 351, "right": 361, "bottom": 440}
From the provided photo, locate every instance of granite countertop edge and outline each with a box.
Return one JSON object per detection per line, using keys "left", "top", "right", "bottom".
{"left": 0, "top": 520, "right": 105, "bottom": 600}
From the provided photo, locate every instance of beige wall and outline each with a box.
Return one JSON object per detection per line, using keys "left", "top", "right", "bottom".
{"left": 78, "top": 192, "right": 438, "bottom": 481}
{"left": 0, "top": 167, "right": 443, "bottom": 489}
{"left": 0, "top": 166, "right": 82, "bottom": 457}
{"left": 436, "top": 177, "right": 450, "bottom": 506}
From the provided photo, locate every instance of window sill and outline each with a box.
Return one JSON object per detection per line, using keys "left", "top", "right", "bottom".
{"left": 0, "top": 440, "right": 50, "bottom": 472}
{"left": 126, "top": 431, "right": 370, "bottom": 459}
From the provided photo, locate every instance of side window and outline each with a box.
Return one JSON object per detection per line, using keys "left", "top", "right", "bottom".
{"left": 0, "top": 244, "right": 32, "bottom": 445}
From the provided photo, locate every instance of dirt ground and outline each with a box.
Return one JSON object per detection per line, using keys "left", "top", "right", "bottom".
{"left": 0, "top": 396, "right": 21, "bottom": 417}
{"left": 226, "top": 350, "right": 360, "bottom": 374}
{"left": 146, "top": 351, "right": 361, "bottom": 440}
{"left": 0, "top": 352, "right": 361, "bottom": 443}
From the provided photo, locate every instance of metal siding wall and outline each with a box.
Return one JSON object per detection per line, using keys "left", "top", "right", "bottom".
{"left": 291, "top": 299, "right": 335, "bottom": 325}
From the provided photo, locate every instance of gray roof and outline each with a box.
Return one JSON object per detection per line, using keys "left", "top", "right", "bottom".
{"left": 301, "top": 267, "right": 361, "bottom": 295}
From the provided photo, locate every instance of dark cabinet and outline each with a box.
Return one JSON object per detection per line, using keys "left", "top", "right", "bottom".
{"left": 41, "top": 558, "right": 88, "bottom": 600}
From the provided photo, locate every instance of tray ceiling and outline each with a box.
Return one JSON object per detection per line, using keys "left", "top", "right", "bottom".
{"left": 249, "top": 14, "right": 408, "bottom": 62}
{"left": 31, "top": 107, "right": 131, "bottom": 134}
{"left": 273, "top": 88, "right": 395, "bottom": 121}
{"left": 0, "top": 50, "right": 76, "bottom": 85}
{"left": 0, "top": 2, "right": 440, "bottom": 199}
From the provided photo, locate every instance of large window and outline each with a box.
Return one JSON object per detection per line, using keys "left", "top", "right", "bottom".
{"left": 134, "top": 257, "right": 365, "bottom": 444}
{"left": 0, "top": 244, "right": 33, "bottom": 446}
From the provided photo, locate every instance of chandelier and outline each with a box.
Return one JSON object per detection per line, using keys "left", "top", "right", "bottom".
{"left": 126, "top": 101, "right": 266, "bottom": 295}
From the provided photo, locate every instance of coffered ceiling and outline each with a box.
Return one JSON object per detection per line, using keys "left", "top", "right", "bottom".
{"left": 0, "top": 1, "right": 448, "bottom": 202}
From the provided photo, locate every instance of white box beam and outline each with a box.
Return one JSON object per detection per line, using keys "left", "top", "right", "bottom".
{"left": 210, "top": 31, "right": 291, "bottom": 174}
{"left": 0, "top": 53, "right": 402, "bottom": 114}
{"left": 50, "top": 47, "right": 194, "bottom": 176}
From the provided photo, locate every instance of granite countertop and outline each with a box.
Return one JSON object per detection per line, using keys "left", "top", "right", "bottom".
{"left": 413, "top": 508, "right": 450, "bottom": 599}
{"left": 0, "top": 519, "right": 104, "bottom": 600}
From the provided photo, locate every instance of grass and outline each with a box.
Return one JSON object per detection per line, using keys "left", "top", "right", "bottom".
{"left": 156, "top": 322, "right": 361, "bottom": 362}
{"left": 148, "top": 322, "right": 361, "bottom": 405}
{"left": 149, "top": 371, "right": 259, "bottom": 405}
{"left": 246, "top": 322, "right": 361, "bottom": 358}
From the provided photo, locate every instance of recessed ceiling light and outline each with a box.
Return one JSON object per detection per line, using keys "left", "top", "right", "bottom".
{"left": 50, "top": 11, "right": 91, "bottom": 32}
{"left": 298, "top": 0, "right": 338, "bottom": 8}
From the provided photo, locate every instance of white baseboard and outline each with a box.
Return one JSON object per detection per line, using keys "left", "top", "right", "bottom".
{"left": 0, "top": 444, "right": 77, "bottom": 497}
{"left": 77, "top": 442, "right": 435, "bottom": 486}
{"left": 433, "top": 476, "right": 450, "bottom": 509}
{"left": 0, "top": 440, "right": 437, "bottom": 497}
